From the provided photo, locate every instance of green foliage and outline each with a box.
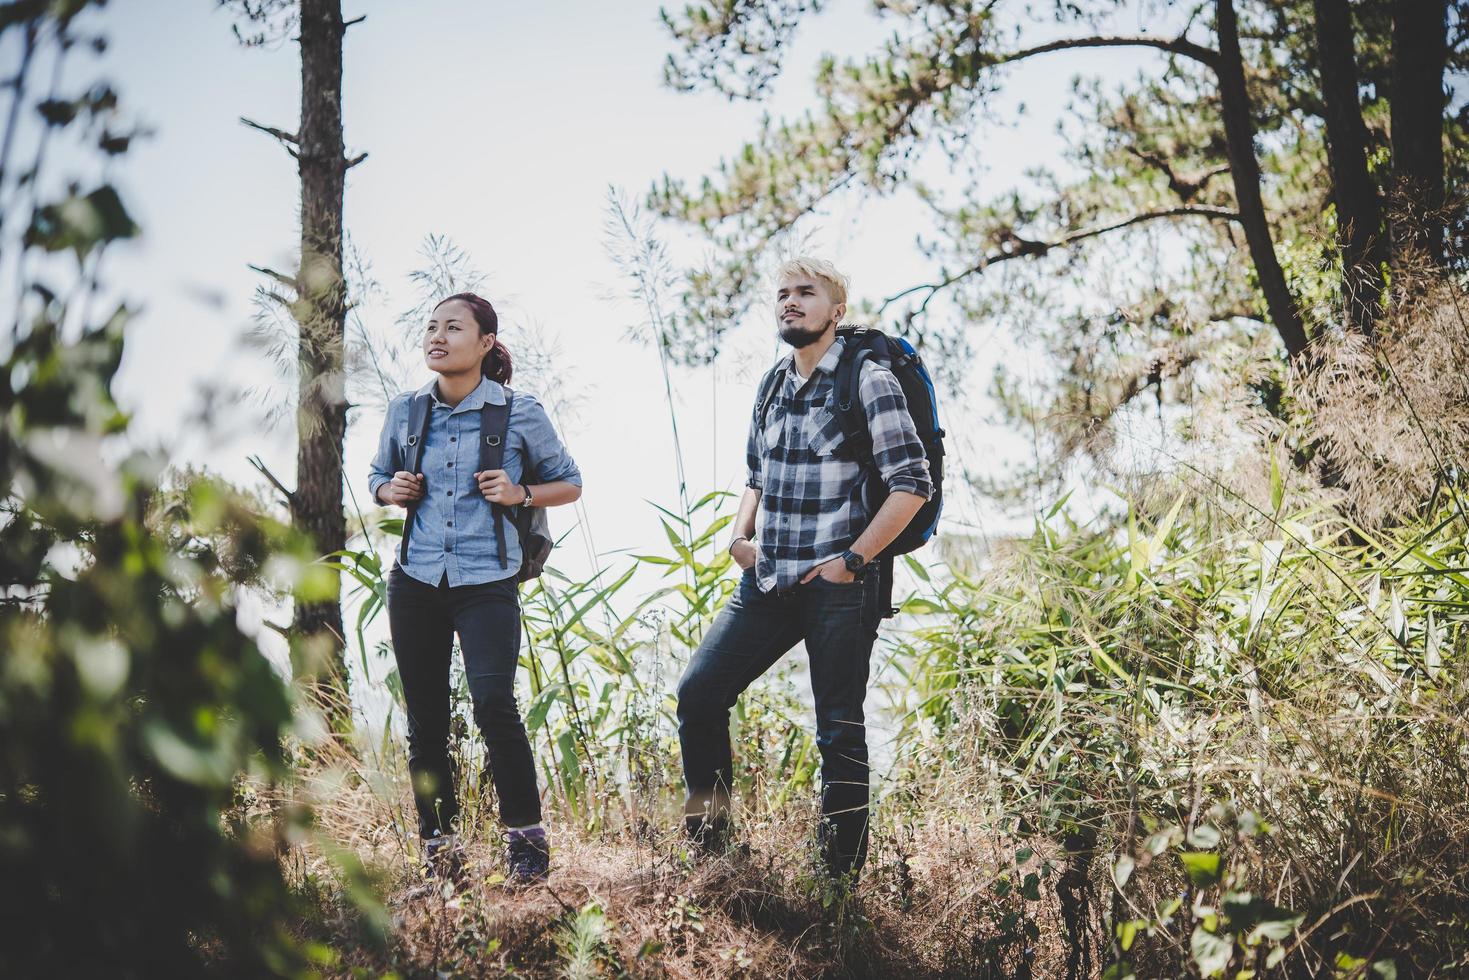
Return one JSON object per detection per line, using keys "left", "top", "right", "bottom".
{"left": 0, "top": 4, "right": 352, "bottom": 974}
{"left": 338, "top": 488, "right": 821, "bottom": 835}
{"left": 890, "top": 476, "right": 1469, "bottom": 973}
{"left": 1106, "top": 806, "right": 1305, "bottom": 978}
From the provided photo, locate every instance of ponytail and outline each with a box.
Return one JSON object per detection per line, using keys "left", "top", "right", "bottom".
{"left": 433, "top": 291, "right": 512, "bottom": 385}
{"left": 482, "top": 340, "right": 513, "bottom": 384}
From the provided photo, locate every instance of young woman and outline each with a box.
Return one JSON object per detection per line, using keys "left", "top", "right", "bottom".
{"left": 368, "top": 292, "right": 582, "bottom": 885}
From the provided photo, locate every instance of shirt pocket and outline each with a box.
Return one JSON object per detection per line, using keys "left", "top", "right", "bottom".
{"left": 762, "top": 403, "right": 786, "bottom": 454}
{"left": 806, "top": 406, "right": 848, "bottom": 458}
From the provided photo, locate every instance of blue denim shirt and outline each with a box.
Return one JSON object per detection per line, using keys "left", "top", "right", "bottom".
{"left": 368, "top": 376, "right": 582, "bottom": 587}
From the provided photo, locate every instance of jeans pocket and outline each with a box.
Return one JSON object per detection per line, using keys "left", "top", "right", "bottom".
{"left": 808, "top": 574, "right": 864, "bottom": 590}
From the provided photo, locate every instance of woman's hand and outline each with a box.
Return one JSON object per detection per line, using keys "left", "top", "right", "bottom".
{"left": 381, "top": 471, "right": 425, "bottom": 507}
{"left": 475, "top": 468, "right": 528, "bottom": 506}
{"left": 730, "top": 537, "right": 757, "bottom": 570}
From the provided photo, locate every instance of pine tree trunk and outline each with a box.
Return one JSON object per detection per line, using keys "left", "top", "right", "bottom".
{"left": 1313, "top": 0, "right": 1387, "bottom": 334}
{"left": 1215, "top": 0, "right": 1310, "bottom": 360}
{"left": 1390, "top": 0, "right": 1448, "bottom": 267}
{"left": 291, "top": 0, "right": 350, "bottom": 729}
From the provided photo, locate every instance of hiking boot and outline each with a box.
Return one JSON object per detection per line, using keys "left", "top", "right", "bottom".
{"left": 505, "top": 827, "right": 550, "bottom": 885}
{"left": 684, "top": 813, "right": 746, "bottom": 858}
{"left": 422, "top": 832, "right": 464, "bottom": 883}
{"left": 818, "top": 820, "right": 866, "bottom": 885}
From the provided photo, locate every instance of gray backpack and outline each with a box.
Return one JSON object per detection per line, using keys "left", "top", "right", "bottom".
{"left": 399, "top": 390, "right": 552, "bottom": 581}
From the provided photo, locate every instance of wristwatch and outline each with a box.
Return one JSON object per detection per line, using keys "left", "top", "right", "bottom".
{"left": 841, "top": 549, "right": 868, "bottom": 573}
{"left": 729, "top": 535, "right": 749, "bottom": 555}
{"left": 521, "top": 484, "right": 534, "bottom": 507}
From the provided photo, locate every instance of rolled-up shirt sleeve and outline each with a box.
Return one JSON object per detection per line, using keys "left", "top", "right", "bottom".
{"left": 860, "top": 362, "right": 932, "bottom": 499}
{"left": 745, "top": 400, "right": 764, "bottom": 491}
{"left": 518, "top": 394, "right": 582, "bottom": 487}
{"left": 368, "top": 394, "right": 410, "bottom": 503}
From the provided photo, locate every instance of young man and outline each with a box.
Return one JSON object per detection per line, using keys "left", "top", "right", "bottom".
{"left": 675, "top": 257, "right": 933, "bottom": 881}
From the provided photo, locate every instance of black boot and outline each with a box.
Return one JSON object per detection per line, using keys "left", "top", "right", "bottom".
{"left": 818, "top": 817, "right": 867, "bottom": 884}
{"left": 684, "top": 813, "right": 734, "bottom": 857}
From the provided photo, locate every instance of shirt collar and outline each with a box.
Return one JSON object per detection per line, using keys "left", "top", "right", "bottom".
{"left": 814, "top": 336, "right": 845, "bottom": 375}
{"left": 416, "top": 375, "right": 507, "bottom": 414}
{"left": 779, "top": 336, "right": 845, "bottom": 387}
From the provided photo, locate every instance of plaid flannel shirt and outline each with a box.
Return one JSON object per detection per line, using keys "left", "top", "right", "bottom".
{"left": 746, "top": 338, "right": 933, "bottom": 592}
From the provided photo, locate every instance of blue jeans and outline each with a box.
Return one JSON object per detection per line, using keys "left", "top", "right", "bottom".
{"left": 676, "top": 566, "right": 882, "bottom": 874}
{"left": 387, "top": 567, "right": 541, "bottom": 836}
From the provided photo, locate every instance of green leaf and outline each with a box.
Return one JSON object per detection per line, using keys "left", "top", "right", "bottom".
{"left": 1179, "top": 851, "right": 1223, "bottom": 887}
{"left": 1148, "top": 490, "right": 1188, "bottom": 559}
{"left": 1247, "top": 914, "right": 1303, "bottom": 944}
{"left": 1190, "top": 926, "right": 1234, "bottom": 978}
{"left": 1113, "top": 853, "right": 1135, "bottom": 890}
{"left": 524, "top": 682, "right": 568, "bottom": 733}
{"left": 1187, "top": 824, "right": 1222, "bottom": 848}
{"left": 26, "top": 185, "right": 139, "bottom": 259}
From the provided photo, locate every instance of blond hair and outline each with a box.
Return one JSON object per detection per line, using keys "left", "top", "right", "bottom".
{"left": 773, "top": 256, "right": 849, "bottom": 307}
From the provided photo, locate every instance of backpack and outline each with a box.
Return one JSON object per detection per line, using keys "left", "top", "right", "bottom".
{"left": 398, "top": 390, "right": 552, "bottom": 582}
{"left": 755, "top": 325, "right": 945, "bottom": 561}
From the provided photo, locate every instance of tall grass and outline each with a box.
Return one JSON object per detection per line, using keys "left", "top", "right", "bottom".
{"left": 293, "top": 267, "right": 1469, "bottom": 979}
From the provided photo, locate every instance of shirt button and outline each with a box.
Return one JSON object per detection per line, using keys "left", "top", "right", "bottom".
{"left": 446, "top": 490, "right": 453, "bottom": 496}
{"left": 445, "top": 544, "right": 453, "bottom": 553}
{"left": 447, "top": 521, "right": 453, "bottom": 527}
{"left": 450, "top": 436, "right": 457, "bottom": 442}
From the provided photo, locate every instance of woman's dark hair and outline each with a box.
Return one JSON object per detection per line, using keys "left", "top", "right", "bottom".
{"left": 435, "top": 292, "right": 512, "bottom": 384}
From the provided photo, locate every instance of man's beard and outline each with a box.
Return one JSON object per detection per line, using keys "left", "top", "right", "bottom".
{"left": 779, "top": 315, "right": 834, "bottom": 348}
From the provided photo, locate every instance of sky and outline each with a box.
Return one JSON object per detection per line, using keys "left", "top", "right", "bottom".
{"left": 90, "top": 0, "right": 1112, "bottom": 562}
{"left": 21, "top": 0, "right": 1160, "bottom": 715}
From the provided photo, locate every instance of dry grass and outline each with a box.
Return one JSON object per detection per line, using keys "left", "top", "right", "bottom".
{"left": 279, "top": 791, "right": 1093, "bottom": 980}
{"left": 1299, "top": 273, "right": 1469, "bottom": 527}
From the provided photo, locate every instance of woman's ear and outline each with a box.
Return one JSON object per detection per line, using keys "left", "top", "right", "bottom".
{"left": 482, "top": 333, "right": 496, "bottom": 355}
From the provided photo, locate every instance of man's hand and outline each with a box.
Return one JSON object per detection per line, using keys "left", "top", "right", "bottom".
{"left": 475, "top": 469, "right": 527, "bottom": 505}
{"left": 730, "top": 537, "right": 757, "bottom": 570}
{"left": 800, "top": 557, "right": 856, "bottom": 585}
{"left": 381, "top": 471, "right": 426, "bottom": 507}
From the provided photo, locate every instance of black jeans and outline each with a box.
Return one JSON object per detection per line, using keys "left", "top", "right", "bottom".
{"left": 676, "top": 566, "right": 882, "bottom": 875}
{"left": 387, "top": 567, "right": 541, "bottom": 837}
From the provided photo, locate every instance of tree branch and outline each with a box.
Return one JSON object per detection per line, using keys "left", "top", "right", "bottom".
{"left": 987, "top": 33, "right": 1220, "bottom": 73}
{"left": 248, "top": 454, "right": 295, "bottom": 508}
{"left": 344, "top": 151, "right": 368, "bottom": 170}
{"left": 249, "top": 263, "right": 299, "bottom": 293}
{"left": 240, "top": 116, "right": 299, "bottom": 157}
{"left": 1125, "top": 146, "right": 1231, "bottom": 203}
{"left": 343, "top": 14, "right": 365, "bottom": 28}
{"left": 879, "top": 206, "right": 1240, "bottom": 316}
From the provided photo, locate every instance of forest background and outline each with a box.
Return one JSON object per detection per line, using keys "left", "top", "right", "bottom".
{"left": 3, "top": 1, "right": 1467, "bottom": 978}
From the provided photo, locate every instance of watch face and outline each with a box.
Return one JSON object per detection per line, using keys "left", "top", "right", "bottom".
{"left": 844, "top": 551, "right": 864, "bottom": 572}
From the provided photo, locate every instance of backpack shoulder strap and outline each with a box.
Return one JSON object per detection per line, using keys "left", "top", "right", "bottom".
{"left": 833, "top": 335, "right": 876, "bottom": 465}
{"left": 398, "top": 392, "right": 434, "bottom": 564}
{"left": 479, "top": 392, "right": 514, "bottom": 569}
{"left": 403, "top": 392, "right": 433, "bottom": 474}
{"left": 754, "top": 361, "right": 786, "bottom": 430}
{"left": 478, "top": 393, "right": 511, "bottom": 473}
